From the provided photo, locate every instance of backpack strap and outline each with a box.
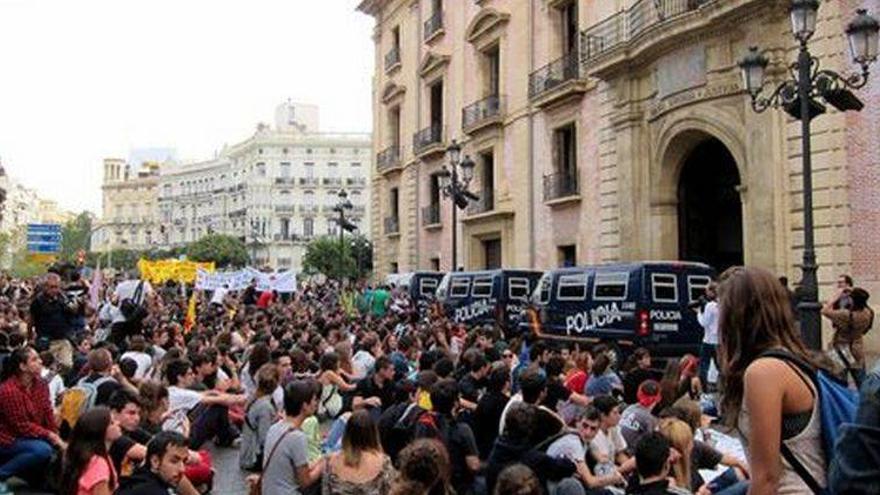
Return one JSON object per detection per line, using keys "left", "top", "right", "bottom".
{"left": 263, "top": 427, "right": 296, "bottom": 470}
{"left": 780, "top": 442, "right": 825, "bottom": 495}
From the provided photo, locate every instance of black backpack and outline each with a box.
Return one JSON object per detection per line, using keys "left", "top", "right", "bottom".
{"left": 379, "top": 403, "right": 426, "bottom": 462}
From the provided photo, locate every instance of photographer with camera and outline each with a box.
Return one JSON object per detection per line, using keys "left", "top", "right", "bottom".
{"left": 692, "top": 282, "right": 718, "bottom": 390}
{"left": 28, "top": 273, "right": 80, "bottom": 370}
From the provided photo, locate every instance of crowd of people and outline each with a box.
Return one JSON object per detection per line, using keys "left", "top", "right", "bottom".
{"left": 0, "top": 263, "right": 875, "bottom": 495}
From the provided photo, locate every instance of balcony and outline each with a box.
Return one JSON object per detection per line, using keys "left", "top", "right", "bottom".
{"left": 528, "top": 50, "right": 588, "bottom": 107}
{"left": 300, "top": 205, "right": 319, "bottom": 215}
{"left": 275, "top": 177, "right": 296, "bottom": 185}
{"left": 413, "top": 123, "right": 444, "bottom": 158}
{"left": 424, "top": 11, "right": 444, "bottom": 42}
{"left": 322, "top": 205, "right": 339, "bottom": 213}
{"left": 462, "top": 94, "right": 505, "bottom": 134}
{"left": 384, "top": 216, "right": 400, "bottom": 236}
{"left": 273, "top": 233, "right": 300, "bottom": 243}
{"left": 274, "top": 205, "right": 296, "bottom": 213}
{"left": 346, "top": 177, "right": 367, "bottom": 187}
{"left": 580, "top": 0, "right": 717, "bottom": 79}
{"left": 385, "top": 46, "right": 401, "bottom": 73}
{"left": 376, "top": 145, "right": 402, "bottom": 175}
{"left": 322, "top": 177, "right": 343, "bottom": 186}
{"left": 467, "top": 190, "right": 494, "bottom": 216}
{"left": 300, "top": 177, "right": 319, "bottom": 187}
{"left": 422, "top": 203, "right": 441, "bottom": 228}
{"left": 543, "top": 171, "right": 580, "bottom": 204}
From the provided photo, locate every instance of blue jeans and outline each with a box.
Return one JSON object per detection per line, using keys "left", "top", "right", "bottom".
{"left": 699, "top": 343, "right": 717, "bottom": 387}
{"left": 0, "top": 438, "right": 54, "bottom": 481}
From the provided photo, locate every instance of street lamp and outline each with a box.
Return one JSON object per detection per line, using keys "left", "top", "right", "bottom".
{"left": 438, "top": 139, "right": 478, "bottom": 272}
{"left": 739, "top": 3, "right": 879, "bottom": 350}
{"left": 333, "top": 189, "right": 357, "bottom": 279}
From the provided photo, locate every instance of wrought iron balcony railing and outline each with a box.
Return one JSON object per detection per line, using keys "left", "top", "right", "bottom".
{"left": 424, "top": 11, "right": 443, "bottom": 40}
{"left": 300, "top": 205, "right": 319, "bottom": 214}
{"left": 422, "top": 203, "right": 441, "bottom": 226}
{"left": 413, "top": 124, "right": 443, "bottom": 155}
{"left": 581, "top": 0, "right": 706, "bottom": 63}
{"left": 384, "top": 216, "right": 400, "bottom": 235}
{"left": 462, "top": 94, "right": 504, "bottom": 130}
{"left": 299, "top": 177, "right": 319, "bottom": 187}
{"left": 376, "top": 145, "right": 401, "bottom": 173}
{"left": 528, "top": 50, "right": 582, "bottom": 99}
{"left": 274, "top": 205, "right": 296, "bottom": 213}
{"left": 543, "top": 171, "right": 579, "bottom": 201}
{"left": 385, "top": 46, "right": 401, "bottom": 71}
{"left": 346, "top": 177, "right": 367, "bottom": 187}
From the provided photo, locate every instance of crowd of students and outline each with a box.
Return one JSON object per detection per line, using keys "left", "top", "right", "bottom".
{"left": 0, "top": 264, "right": 875, "bottom": 494}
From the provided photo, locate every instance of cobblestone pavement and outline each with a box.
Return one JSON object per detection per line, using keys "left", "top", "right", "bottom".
{"left": 205, "top": 442, "right": 249, "bottom": 495}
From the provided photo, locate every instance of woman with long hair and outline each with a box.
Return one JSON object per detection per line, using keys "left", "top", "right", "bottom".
{"left": 61, "top": 407, "right": 122, "bottom": 495}
{"left": 657, "top": 418, "right": 693, "bottom": 490}
{"left": 657, "top": 355, "right": 701, "bottom": 412}
{"left": 718, "top": 266, "right": 827, "bottom": 494}
{"left": 390, "top": 439, "right": 453, "bottom": 495}
{"left": 240, "top": 363, "right": 279, "bottom": 472}
{"left": 322, "top": 409, "right": 394, "bottom": 494}
{"left": 318, "top": 352, "right": 356, "bottom": 421}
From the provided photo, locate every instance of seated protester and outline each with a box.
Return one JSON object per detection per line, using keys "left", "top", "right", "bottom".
{"left": 590, "top": 395, "right": 629, "bottom": 478}
{"left": 120, "top": 336, "right": 153, "bottom": 381}
{"left": 546, "top": 405, "right": 625, "bottom": 493}
{"left": 619, "top": 381, "right": 662, "bottom": 448}
{"left": 108, "top": 389, "right": 148, "bottom": 477}
{"left": 544, "top": 355, "right": 591, "bottom": 423}
{"left": 494, "top": 464, "right": 544, "bottom": 495}
{"left": 414, "top": 378, "right": 480, "bottom": 495}
{"left": 622, "top": 349, "right": 658, "bottom": 405}
{"left": 76, "top": 348, "right": 131, "bottom": 407}
{"left": 257, "top": 379, "right": 323, "bottom": 495}
{"left": 486, "top": 403, "right": 580, "bottom": 494}
{"left": 389, "top": 334, "right": 417, "bottom": 380}
{"left": 473, "top": 363, "right": 511, "bottom": 460}
{"left": 136, "top": 380, "right": 170, "bottom": 440}
{"left": 240, "top": 364, "right": 280, "bottom": 472}
{"left": 377, "top": 380, "right": 423, "bottom": 463}
{"left": 192, "top": 348, "right": 234, "bottom": 392}
{"left": 655, "top": 418, "right": 748, "bottom": 494}
{"left": 585, "top": 354, "right": 623, "bottom": 399}
{"left": 499, "top": 367, "right": 564, "bottom": 445}
{"left": 351, "top": 335, "right": 380, "bottom": 380}
{"left": 352, "top": 356, "right": 396, "bottom": 414}
{"left": 116, "top": 431, "right": 190, "bottom": 495}
{"left": 317, "top": 352, "right": 356, "bottom": 422}
{"left": 657, "top": 357, "right": 701, "bottom": 414}
{"left": 60, "top": 407, "right": 122, "bottom": 495}
{"left": 39, "top": 350, "right": 66, "bottom": 406}
{"left": 625, "top": 432, "right": 691, "bottom": 495}
{"left": 162, "top": 359, "right": 246, "bottom": 449}
{"left": 0, "top": 348, "right": 63, "bottom": 490}
{"left": 457, "top": 349, "right": 489, "bottom": 412}
{"left": 564, "top": 351, "right": 592, "bottom": 397}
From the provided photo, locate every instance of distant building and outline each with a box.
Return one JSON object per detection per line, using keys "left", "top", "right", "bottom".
{"left": 91, "top": 159, "right": 162, "bottom": 252}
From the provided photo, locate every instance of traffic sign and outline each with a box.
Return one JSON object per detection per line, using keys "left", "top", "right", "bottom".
{"left": 27, "top": 223, "right": 62, "bottom": 254}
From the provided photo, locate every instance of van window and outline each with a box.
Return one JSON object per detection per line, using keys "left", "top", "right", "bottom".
{"left": 472, "top": 276, "right": 494, "bottom": 298}
{"left": 534, "top": 274, "right": 552, "bottom": 305}
{"left": 557, "top": 273, "right": 588, "bottom": 301}
{"left": 508, "top": 277, "right": 531, "bottom": 301}
{"left": 593, "top": 272, "right": 628, "bottom": 301}
{"left": 687, "top": 275, "right": 712, "bottom": 303}
{"left": 420, "top": 278, "right": 439, "bottom": 297}
{"left": 651, "top": 273, "right": 678, "bottom": 303}
{"left": 450, "top": 277, "right": 470, "bottom": 298}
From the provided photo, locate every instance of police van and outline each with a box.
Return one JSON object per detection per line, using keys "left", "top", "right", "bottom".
{"left": 384, "top": 271, "right": 445, "bottom": 313}
{"left": 523, "top": 262, "right": 715, "bottom": 358}
{"left": 436, "top": 269, "right": 543, "bottom": 330}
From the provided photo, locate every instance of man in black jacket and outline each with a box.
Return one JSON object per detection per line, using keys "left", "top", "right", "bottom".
{"left": 117, "top": 431, "right": 189, "bottom": 495}
{"left": 29, "top": 273, "right": 79, "bottom": 370}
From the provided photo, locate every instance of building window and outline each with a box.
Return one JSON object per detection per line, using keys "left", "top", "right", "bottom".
{"left": 280, "top": 162, "right": 291, "bottom": 178}
{"left": 305, "top": 162, "right": 315, "bottom": 178}
{"left": 429, "top": 80, "right": 443, "bottom": 129}
{"left": 560, "top": 0, "right": 579, "bottom": 55}
{"left": 303, "top": 217, "right": 314, "bottom": 237}
{"left": 280, "top": 218, "right": 290, "bottom": 239}
{"left": 558, "top": 245, "right": 576, "bottom": 267}
{"left": 390, "top": 187, "right": 400, "bottom": 219}
{"left": 430, "top": 257, "right": 440, "bottom": 271}
{"left": 328, "top": 162, "right": 339, "bottom": 178}
{"left": 483, "top": 239, "right": 502, "bottom": 269}
{"left": 390, "top": 262, "right": 399, "bottom": 274}
{"left": 553, "top": 123, "right": 577, "bottom": 179}
{"left": 256, "top": 162, "right": 266, "bottom": 177}
{"left": 389, "top": 106, "right": 402, "bottom": 149}
{"left": 480, "top": 150, "right": 494, "bottom": 210}
{"left": 484, "top": 45, "right": 500, "bottom": 96}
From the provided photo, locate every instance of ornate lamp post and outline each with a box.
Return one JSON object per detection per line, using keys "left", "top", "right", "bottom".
{"left": 437, "top": 140, "right": 478, "bottom": 272}
{"left": 333, "top": 189, "right": 357, "bottom": 278}
{"left": 739, "top": 1, "right": 879, "bottom": 349}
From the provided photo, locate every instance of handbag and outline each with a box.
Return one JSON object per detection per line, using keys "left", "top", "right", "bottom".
{"left": 249, "top": 426, "right": 295, "bottom": 495}
{"left": 120, "top": 281, "right": 148, "bottom": 322}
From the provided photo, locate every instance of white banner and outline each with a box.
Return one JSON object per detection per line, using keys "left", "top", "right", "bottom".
{"left": 195, "top": 267, "right": 297, "bottom": 293}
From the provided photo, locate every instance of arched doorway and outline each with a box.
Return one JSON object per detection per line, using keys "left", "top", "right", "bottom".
{"left": 677, "top": 137, "right": 744, "bottom": 272}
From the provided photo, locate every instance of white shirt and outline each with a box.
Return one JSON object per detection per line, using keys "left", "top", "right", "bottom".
{"left": 698, "top": 300, "right": 720, "bottom": 345}
{"left": 211, "top": 287, "right": 229, "bottom": 305}
{"left": 120, "top": 350, "right": 153, "bottom": 379}
{"left": 164, "top": 386, "right": 203, "bottom": 434}
{"left": 590, "top": 426, "right": 628, "bottom": 465}
{"left": 351, "top": 350, "right": 376, "bottom": 380}
{"left": 41, "top": 369, "right": 65, "bottom": 406}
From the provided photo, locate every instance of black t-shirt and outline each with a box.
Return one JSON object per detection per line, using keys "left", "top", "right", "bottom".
{"left": 531, "top": 406, "right": 564, "bottom": 445}
{"left": 474, "top": 391, "right": 509, "bottom": 459}
{"left": 690, "top": 440, "right": 724, "bottom": 490}
{"left": 542, "top": 379, "right": 573, "bottom": 410}
{"left": 459, "top": 374, "right": 484, "bottom": 404}
{"left": 354, "top": 375, "right": 396, "bottom": 412}
{"left": 110, "top": 434, "right": 138, "bottom": 477}
{"left": 417, "top": 415, "right": 479, "bottom": 494}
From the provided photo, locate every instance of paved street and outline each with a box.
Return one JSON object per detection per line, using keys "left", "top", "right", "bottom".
{"left": 206, "top": 442, "right": 248, "bottom": 495}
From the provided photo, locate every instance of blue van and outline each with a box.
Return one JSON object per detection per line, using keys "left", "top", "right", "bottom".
{"left": 436, "top": 269, "right": 543, "bottom": 330}
{"left": 523, "top": 262, "right": 715, "bottom": 358}
{"left": 384, "top": 271, "right": 445, "bottom": 313}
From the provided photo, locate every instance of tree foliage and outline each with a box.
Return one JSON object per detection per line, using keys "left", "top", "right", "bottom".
{"left": 59, "top": 212, "right": 93, "bottom": 262}
{"left": 302, "top": 234, "right": 372, "bottom": 280}
{"left": 185, "top": 234, "right": 249, "bottom": 268}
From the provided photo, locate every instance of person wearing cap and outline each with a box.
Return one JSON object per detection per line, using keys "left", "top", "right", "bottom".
{"left": 619, "top": 380, "right": 662, "bottom": 448}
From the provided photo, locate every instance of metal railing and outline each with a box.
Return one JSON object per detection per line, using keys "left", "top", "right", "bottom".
{"left": 462, "top": 94, "right": 504, "bottom": 130}
{"left": 322, "top": 177, "right": 343, "bottom": 186}
{"left": 543, "top": 171, "right": 579, "bottom": 201}
{"left": 413, "top": 123, "right": 443, "bottom": 155}
{"left": 424, "top": 11, "right": 443, "bottom": 40}
{"left": 384, "top": 216, "right": 400, "bottom": 234}
{"left": 300, "top": 205, "right": 319, "bottom": 214}
{"left": 275, "top": 177, "right": 296, "bottom": 185}
{"left": 346, "top": 177, "right": 367, "bottom": 186}
{"left": 467, "top": 189, "right": 494, "bottom": 215}
{"left": 422, "top": 203, "right": 441, "bottom": 225}
{"left": 385, "top": 46, "right": 401, "bottom": 70}
{"left": 529, "top": 50, "right": 582, "bottom": 99}
{"left": 581, "top": 0, "right": 706, "bottom": 63}
{"left": 274, "top": 205, "right": 296, "bottom": 213}
{"left": 299, "top": 177, "right": 319, "bottom": 186}
{"left": 376, "top": 145, "right": 401, "bottom": 172}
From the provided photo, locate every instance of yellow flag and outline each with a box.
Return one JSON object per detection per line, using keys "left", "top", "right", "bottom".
{"left": 184, "top": 292, "right": 197, "bottom": 333}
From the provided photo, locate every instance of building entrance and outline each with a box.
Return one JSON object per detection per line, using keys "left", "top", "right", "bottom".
{"left": 677, "top": 137, "right": 744, "bottom": 272}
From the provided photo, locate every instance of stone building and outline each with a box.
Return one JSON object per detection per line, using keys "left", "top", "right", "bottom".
{"left": 92, "top": 159, "right": 162, "bottom": 252}
{"left": 358, "top": 0, "right": 880, "bottom": 351}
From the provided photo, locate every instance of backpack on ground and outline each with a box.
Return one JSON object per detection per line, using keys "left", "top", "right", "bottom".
{"left": 761, "top": 349, "right": 859, "bottom": 495}
{"left": 58, "top": 375, "right": 116, "bottom": 432}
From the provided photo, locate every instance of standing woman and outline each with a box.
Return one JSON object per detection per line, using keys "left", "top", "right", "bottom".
{"left": 61, "top": 407, "right": 122, "bottom": 495}
{"left": 718, "top": 266, "right": 827, "bottom": 494}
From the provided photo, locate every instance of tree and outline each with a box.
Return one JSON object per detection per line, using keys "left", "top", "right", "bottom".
{"left": 59, "top": 212, "right": 93, "bottom": 263}
{"left": 186, "top": 234, "right": 249, "bottom": 268}
{"left": 302, "top": 235, "right": 371, "bottom": 280}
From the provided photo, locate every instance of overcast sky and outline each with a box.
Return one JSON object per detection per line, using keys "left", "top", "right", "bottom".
{"left": 0, "top": 0, "right": 374, "bottom": 214}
